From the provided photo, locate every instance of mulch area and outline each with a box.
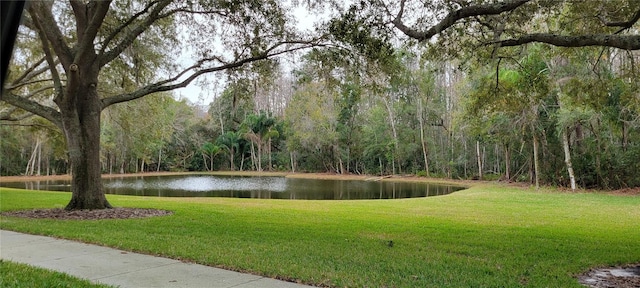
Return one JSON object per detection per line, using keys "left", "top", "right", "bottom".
{"left": 578, "top": 264, "right": 640, "bottom": 288}
{"left": 1, "top": 207, "right": 173, "bottom": 220}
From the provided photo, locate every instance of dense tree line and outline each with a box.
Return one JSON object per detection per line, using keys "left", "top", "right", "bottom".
{"left": 1, "top": 0, "right": 639, "bottom": 209}
{"left": 4, "top": 43, "right": 638, "bottom": 189}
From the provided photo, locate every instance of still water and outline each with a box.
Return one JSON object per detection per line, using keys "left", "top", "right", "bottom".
{"left": 1, "top": 175, "right": 465, "bottom": 200}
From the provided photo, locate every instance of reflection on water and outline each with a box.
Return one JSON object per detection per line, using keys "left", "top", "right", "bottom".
{"left": 1, "top": 175, "right": 464, "bottom": 200}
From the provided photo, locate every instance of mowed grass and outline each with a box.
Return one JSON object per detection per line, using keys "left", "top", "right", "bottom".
{"left": 1, "top": 182, "right": 639, "bottom": 287}
{"left": 0, "top": 260, "right": 115, "bottom": 288}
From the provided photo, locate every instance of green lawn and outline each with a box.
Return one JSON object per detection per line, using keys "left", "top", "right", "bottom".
{"left": 1, "top": 182, "right": 639, "bottom": 287}
{"left": 0, "top": 260, "right": 115, "bottom": 288}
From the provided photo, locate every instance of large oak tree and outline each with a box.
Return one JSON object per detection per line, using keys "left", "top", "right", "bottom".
{"left": 1, "top": 0, "right": 320, "bottom": 210}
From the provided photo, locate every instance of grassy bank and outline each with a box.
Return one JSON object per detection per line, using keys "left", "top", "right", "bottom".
{"left": 1, "top": 181, "right": 639, "bottom": 287}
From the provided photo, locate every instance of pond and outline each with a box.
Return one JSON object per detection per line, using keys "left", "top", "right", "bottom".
{"left": 0, "top": 175, "right": 465, "bottom": 200}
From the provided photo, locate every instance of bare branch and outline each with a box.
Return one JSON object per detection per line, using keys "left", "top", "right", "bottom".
{"left": 392, "top": 0, "right": 530, "bottom": 42}
{"left": 99, "top": 1, "right": 162, "bottom": 56}
{"left": 7, "top": 79, "right": 62, "bottom": 90}
{"left": 27, "top": 2, "right": 73, "bottom": 68}
{"left": 75, "top": 1, "right": 112, "bottom": 64}
{"left": 159, "top": 8, "right": 228, "bottom": 18}
{"left": 599, "top": 7, "right": 640, "bottom": 33}
{"left": 9, "top": 57, "right": 46, "bottom": 86}
{"left": 101, "top": 40, "right": 325, "bottom": 109}
{"left": 494, "top": 34, "right": 640, "bottom": 50}
{"left": 98, "top": 0, "right": 173, "bottom": 67}
{"left": 0, "top": 121, "right": 55, "bottom": 130}
{"left": 100, "top": 3, "right": 237, "bottom": 67}
{"left": 1, "top": 91, "right": 62, "bottom": 128}
{"left": 69, "top": 0, "right": 88, "bottom": 38}
{"left": 0, "top": 112, "right": 35, "bottom": 122}
{"left": 31, "top": 13, "right": 64, "bottom": 100}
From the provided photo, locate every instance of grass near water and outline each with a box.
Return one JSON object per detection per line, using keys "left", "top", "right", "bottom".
{"left": 1, "top": 180, "right": 639, "bottom": 287}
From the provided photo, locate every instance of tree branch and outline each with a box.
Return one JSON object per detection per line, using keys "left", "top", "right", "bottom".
{"left": 0, "top": 121, "right": 54, "bottom": 130}
{"left": 158, "top": 8, "right": 228, "bottom": 18}
{"left": 69, "top": 0, "right": 88, "bottom": 39}
{"left": 31, "top": 13, "right": 64, "bottom": 100}
{"left": 0, "top": 111, "right": 35, "bottom": 122}
{"left": 392, "top": 0, "right": 530, "bottom": 42}
{"left": 98, "top": 1, "right": 162, "bottom": 56}
{"left": 98, "top": 0, "right": 173, "bottom": 67}
{"left": 7, "top": 79, "right": 62, "bottom": 90}
{"left": 101, "top": 40, "right": 324, "bottom": 109}
{"left": 27, "top": 2, "right": 73, "bottom": 68}
{"left": 599, "top": 7, "right": 640, "bottom": 33}
{"left": 1, "top": 91, "right": 62, "bottom": 128}
{"left": 9, "top": 56, "right": 46, "bottom": 86}
{"left": 75, "top": 1, "right": 112, "bottom": 64}
{"left": 494, "top": 33, "right": 640, "bottom": 50}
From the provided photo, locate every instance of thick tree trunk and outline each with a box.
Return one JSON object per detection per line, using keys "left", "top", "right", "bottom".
{"left": 61, "top": 72, "right": 112, "bottom": 210}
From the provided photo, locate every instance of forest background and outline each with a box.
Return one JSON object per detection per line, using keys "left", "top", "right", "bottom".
{"left": 1, "top": 0, "right": 639, "bottom": 191}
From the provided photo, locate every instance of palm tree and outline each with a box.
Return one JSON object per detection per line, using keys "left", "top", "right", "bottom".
{"left": 216, "top": 131, "right": 241, "bottom": 171}
{"left": 201, "top": 142, "right": 222, "bottom": 171}
{"left": 242, "top": 112, "right": 277, "bottom": 171}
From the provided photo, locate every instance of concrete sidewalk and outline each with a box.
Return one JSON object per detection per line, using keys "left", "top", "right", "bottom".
{"left": 0, "top": 230, "right": 313, "bottom": 288}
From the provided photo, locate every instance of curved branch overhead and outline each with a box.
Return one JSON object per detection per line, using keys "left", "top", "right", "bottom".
{"left": 101, "top": 39, "right": 324, "bottom": 109}
{"left": 600, "top": 7, "right": 640, "bottom": 32}
{"left": 390, "top": 0, "right": 640, "bottom": 50}
{"left": 392, "top": 0, "right": 531, "bottom": 42}
{"left": 1, "top": 91, "right": 62, "bottom": 128}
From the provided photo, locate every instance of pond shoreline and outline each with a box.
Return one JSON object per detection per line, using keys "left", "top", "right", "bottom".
{"left": 3, "top": 172, "right": 637, "bottom": 195}
{"left": 0, "top": 171, "right": 472, "bottom": 187}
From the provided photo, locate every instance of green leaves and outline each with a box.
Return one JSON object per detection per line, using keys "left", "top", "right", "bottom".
{"left": 328, "top": 4, "right": 395, "bottom": 67}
